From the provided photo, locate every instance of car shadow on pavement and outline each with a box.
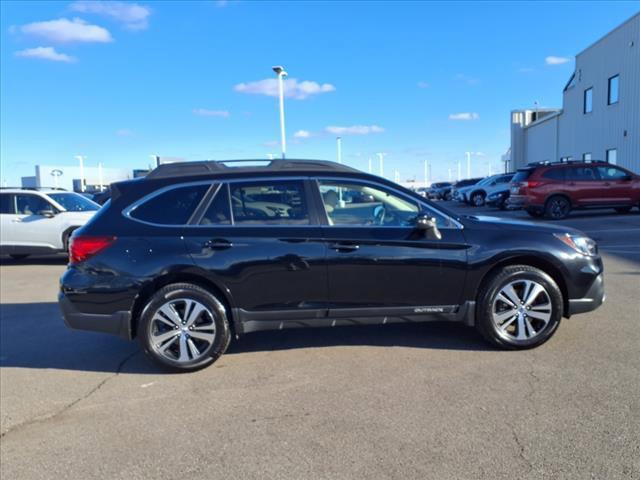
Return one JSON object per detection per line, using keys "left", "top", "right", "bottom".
{"left": 0, "top": 255, "right": 68, "bottom": 266}
{"left": 0, "top": 302, "right": 491, "bottom": 374}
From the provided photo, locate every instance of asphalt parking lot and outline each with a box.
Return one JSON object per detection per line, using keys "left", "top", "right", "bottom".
{"left": 1, "top": 205, "right": 639, "bottom": 479}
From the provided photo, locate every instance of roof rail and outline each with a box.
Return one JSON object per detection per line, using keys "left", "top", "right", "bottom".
{"left": 146, "top": 159, "right": 360, "bottom": 179}
{"left": 526, "top": 159, "right": 609, "bottom": 167}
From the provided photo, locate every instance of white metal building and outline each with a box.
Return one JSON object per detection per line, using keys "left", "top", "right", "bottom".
{"left": 511, "top": 13, "right": 640, "bottom": 172}
{"left": 22, "top": 165, "right": 133, "bottom": 192}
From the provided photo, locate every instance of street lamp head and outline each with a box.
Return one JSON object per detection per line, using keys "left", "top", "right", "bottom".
{"left": 272, "top": 65, "right": 287, "bottom": 77}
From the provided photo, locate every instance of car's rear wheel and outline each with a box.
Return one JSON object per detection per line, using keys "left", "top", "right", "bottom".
{"left": 544, "top": 195, "right": 571, "bottom": 220}
{"left": 138, "top": 283, "right": 231, "bottom": 372}
{"left": 476, "top": 265, "right": 563, "bottom": 349}
{"left": 471, "top": 192, "right": 485, "bottom": 207}
{"left": 614, "top": 206, "right": 632, "bottom": 214}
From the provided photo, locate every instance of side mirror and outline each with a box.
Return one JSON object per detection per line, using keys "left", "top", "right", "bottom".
{"left": 414, "top": 213, "right": 442, "bottom": 240}
{"left": 38, "top": 209, "right": 56, "bottom": 218}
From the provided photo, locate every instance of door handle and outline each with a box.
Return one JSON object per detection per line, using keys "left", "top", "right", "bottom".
{"left": 329, "top": 242, "right": 360, "bottom": 252}
{"left": 204, "top": 238, "right": 233, "bottom": 250}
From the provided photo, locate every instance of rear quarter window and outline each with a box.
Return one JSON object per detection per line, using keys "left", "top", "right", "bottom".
{"left": 542, "top": 168, "right": 565, "bottom": 181}
{"left": 129, "top": 184, "right": 209, "bottom": 225}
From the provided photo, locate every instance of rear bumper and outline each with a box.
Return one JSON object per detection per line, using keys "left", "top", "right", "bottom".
{"left": 59, "top": 292, "right": 132, "bottom": 339}
{"left": 567, "top": 273, "right": 605, "bottom": 316}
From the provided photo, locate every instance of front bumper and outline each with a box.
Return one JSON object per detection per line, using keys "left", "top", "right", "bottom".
{"left": 567, "top": 272, "right": 605, "bottom": 316}
{"left": 59, "top": 292, "right": 132, "bottom": 339}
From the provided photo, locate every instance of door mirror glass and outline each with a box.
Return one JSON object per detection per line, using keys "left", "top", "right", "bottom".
{"left": 414, "top": 213, "right": 442, "bottom": 240}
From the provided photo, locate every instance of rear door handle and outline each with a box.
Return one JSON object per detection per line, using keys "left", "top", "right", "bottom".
{"left": 329, "top": 242, "right": 360, "bottom": 252}
{"left": 204, "top": 238, "right": 233, "bottom": 250}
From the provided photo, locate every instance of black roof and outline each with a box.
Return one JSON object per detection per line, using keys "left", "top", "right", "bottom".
{"left": 147, "top": 159, "right": 360, "bottom": 179}
{"left": 524, "top": 160, "right": 609, "bottom": 168}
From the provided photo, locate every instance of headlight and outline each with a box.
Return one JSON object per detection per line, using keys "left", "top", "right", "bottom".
{"left": 554, "top": 233, "right": 598, "bottom": 256}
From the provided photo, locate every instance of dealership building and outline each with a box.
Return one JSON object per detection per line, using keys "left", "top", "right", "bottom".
{"left": 510, "top": 13, "right": 639, "bottom": 172}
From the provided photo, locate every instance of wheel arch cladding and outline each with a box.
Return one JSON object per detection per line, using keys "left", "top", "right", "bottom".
{"left": 130, "top": 272, "right": 235, "bottom": 339}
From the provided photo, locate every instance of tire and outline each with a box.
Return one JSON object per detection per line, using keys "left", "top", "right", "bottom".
{"left": 544, "top": 195, "right": 571, "bottom": 220}
{"left": 471, "top": 191, "right": 485, "bottom": 207}
{"left": 9, "top": 254, "right": 29, "bottom": 260}
{"left": 476, "top": 265, "right": 563, "bottom": 350}
{"left": 525, "top": 208, "right": 543, "bottom": 218}
{"left": 138, "top": 283, "right": 231, "bottom": 372}
{"left": 62, "top": 228, "right": 77, "bottom": 253}
{"left": 614, "top": 207, "right": 632, "bottom": 214}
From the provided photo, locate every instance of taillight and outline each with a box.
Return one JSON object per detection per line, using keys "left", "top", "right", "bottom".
{"left": 525, "top": 181, "right": 542, "bottom": 188}
{"left": 69, "top": 235, "right": 116, "bottom": 264}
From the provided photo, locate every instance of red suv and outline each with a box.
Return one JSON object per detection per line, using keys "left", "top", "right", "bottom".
{"left": 508, "top": 161, "right": 640, "bottom": 219}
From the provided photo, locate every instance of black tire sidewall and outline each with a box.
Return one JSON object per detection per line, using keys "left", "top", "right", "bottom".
{"left": 477, "top": 267, "right": 563, "bottom": 349}
{"left": 138, "top": 284, "right": 230, "bottom": 372}
{"left": 545, "top": 196, "right": 570, "bottom": 220}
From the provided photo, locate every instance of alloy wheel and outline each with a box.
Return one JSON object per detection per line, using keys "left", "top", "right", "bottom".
{"left": 491, "top": 279, "right": 552, "bottom": 342}
{"left": 548, "top": 198, "right": 569, "bottom": 219}
{"left": 148, "top": 298, "right": 217, "bottom": 363}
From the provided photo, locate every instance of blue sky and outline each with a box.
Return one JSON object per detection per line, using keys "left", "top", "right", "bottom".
{"left": 1, "top": 1, "right": 639, "bottom": 185}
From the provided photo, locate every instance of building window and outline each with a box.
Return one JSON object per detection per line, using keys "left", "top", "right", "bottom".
{"left": 560, "top": 156, "right": 573, "bottom": 162}
{"left": 583, "top": 88, "right": 593, "bottom": 113}
{"left": 582, "top": 153, "right": 592, "bottom": 161}
{"left": 608, "top": 75, "right": 619, "bottom": 105}
{"left": 606, "top": 149, "right": 617, "bottom": 165}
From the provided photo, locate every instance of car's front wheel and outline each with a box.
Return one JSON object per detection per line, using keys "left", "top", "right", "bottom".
{"left": 476, "top": 265, "right": 563, "bottom": 349}
{"left": 138, "top": 283, "right": 231, "bottom": 372}
{"left": 471, "top": 191, "right": 485, "bottom": 207}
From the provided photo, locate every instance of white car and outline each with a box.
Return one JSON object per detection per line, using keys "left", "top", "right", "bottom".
{"left": 0, "top": 188, "right": 100, "bottom": 259}
{"left": 456, "top": 173, "right": 515, "bottom": 207}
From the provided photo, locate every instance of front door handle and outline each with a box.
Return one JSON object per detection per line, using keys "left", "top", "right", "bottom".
{"left": 204, "top": 238, "right": 233, "bottom": 250}
{"left": 329, "top": 242, "right": 360, "bottom": 252}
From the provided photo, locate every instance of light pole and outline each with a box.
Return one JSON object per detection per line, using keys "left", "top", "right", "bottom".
{"left": 465, "top": 151, "right": 472, "bottom": 179}
{"left": 98, "top": 162, "right": 104, "bottom": 191}
{"left": 272, "top": 66, "right": 288, "bottom": 159}
{"left": 336, "top": 137, "right": 342, "bottom": 164}
{"left": 457, "top": 159, "right": 461, "bottom": 181}
{"left": 75, "top": 155, "right": 86, "bottom": 192}
{"left": 376, "top": 152, "right": 386, "bottom": 177}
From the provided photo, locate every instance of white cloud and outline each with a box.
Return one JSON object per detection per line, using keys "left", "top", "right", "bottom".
{"left": 545, "top": 56, "right": 571, "bottom": 65}
{"left": 14, "top": 46, "right": 76, "bottom": 63}
{"left": 193, "top": 108, "right": 230, "bottom": 118}
{"left": 294, "top": 130, "right": 313, "bottom": 138}
{"left": 448, "top": 112, "right": 480, "bottom": 121}
{"left": 417, "top": 81, "right": 430, "bottom": 88}
{"left": 455, "top": 74, "right": 480, "bottom": 85}
{"left": 19, "top": 17, "right": 113, "bottom": 43}
{"left": 70, "top": 1, "right": 151, "bottom": 31}
{"left": 234, "top": 78, "right": 336, "bottom": 100}
{"left": 116, "top": 129, "right": 133, "bottom": 136}
{"left": 324, "top": 125, "right": 384, "bottom": 136}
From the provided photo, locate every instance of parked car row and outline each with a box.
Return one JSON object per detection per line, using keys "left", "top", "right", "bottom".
{"left": 0, "top": 187, "right": 100, "bottom": 259}
{"left": 508, "top": 160, "right": 640, "bottom": 219}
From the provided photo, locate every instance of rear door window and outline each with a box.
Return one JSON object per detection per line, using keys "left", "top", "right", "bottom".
{"left": 200, "top": 184, "right": 232, "bottom": 225}
{"left": 566, "top": 167, "right": 598, "bottom": 181}
{"left": 129, "top": 184, "right": 209, "bottom": 225}
{"left": 230, "top": 180, "right": 310, "bottom": 225}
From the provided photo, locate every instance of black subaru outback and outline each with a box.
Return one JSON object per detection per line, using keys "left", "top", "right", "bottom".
{"left": 59, "top": 159, "right": 604, "bottom": 371}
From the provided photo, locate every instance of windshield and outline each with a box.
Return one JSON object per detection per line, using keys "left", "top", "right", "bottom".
{"left": 48, "top": 192, "right": 100, "bottom": 212}
{"left": 512, "top": 169, "right": 533, "bottom": 183}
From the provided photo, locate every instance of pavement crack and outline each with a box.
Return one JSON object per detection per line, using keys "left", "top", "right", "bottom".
{"left": 508, "top": 422, "right": 534, "bottom": 471}
{"left": 0, "top": 351, "right": 139, "bottom": 440}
